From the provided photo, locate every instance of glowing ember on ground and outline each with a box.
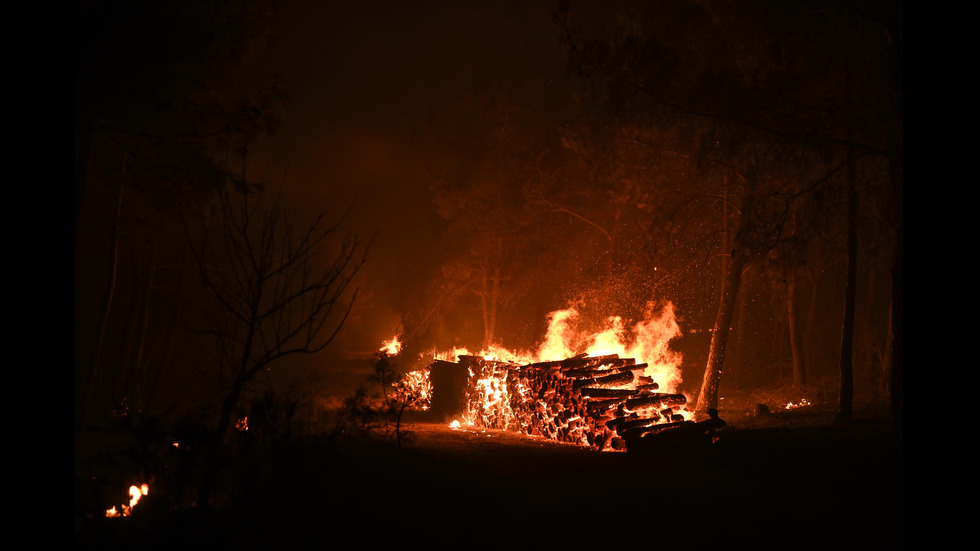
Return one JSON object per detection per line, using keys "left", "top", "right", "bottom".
{"left": 783, "top": 399, "right": 812, "bottom": 410}
{"left": 105, "top": 484, "right": 149, "bottom": 518}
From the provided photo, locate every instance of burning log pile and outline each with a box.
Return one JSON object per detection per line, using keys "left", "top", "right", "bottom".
{"left": 445, "top": 353, "right": 693, "bottom": 450}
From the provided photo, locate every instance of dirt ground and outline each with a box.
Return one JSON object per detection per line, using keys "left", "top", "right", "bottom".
{"left": 385, "top": 404, "right": 903, "bottom": 549}
{"left": 79, "top": 401, "right": 903, "bottom": 550}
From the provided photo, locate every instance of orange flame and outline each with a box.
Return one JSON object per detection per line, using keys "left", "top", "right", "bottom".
{"left": 380, "top": 334, "right": 403, "bottom": 356}
{"left": 535, "top": 302, "right": 684, "bottom": 392}
{"left": 105, "top": 484, "right": 149, "bottom": 518}
{"left": 442, "top": 302, "right": 683, "bottom": 392}
{"left": 436, "top": 301, "right": 687, "bottom": 437}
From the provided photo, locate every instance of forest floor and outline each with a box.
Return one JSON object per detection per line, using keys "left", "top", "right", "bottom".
{"left": 78, "top": 398, "right": 903, "bottom": 550}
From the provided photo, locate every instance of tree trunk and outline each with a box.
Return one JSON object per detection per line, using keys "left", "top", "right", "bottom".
{"left": 81, "top": 158, "right": 126, "bottom": 428}
{"left": 886, "top": 2, "right": 903, "bottom": 430}
{"left": 803, "top": 271, "right": 819, "bottom": 372}
{"left": 75, "top": 115, "right": 93, "bottom": 235}
{"left": 131, "top": 243, "right": 164, "bottom": 411}
{"left": 837, "top": 155, "right": 858, "bottom": 423}
{"left": 729, "top": 267, "right": 751, "bottom": 389}
{"left": 113, "top": 252, "right": 143, "bottom": 406}
{"left": 144, "top": 262, "right": 185, "bottom": 412}
{"left": 696, "top": 251, "right": 747, "bottom": 414}
{"left": 481, "top": 237, "right": 502, "bottom": 350}
{"left": 881, "top": 301, "right": 893, "bottom": 396}
{"left": 787, "top": 276, "right": 806, "bottom": 386}
{"left": 696, "top": 177, "right": 757, "bottom": 415}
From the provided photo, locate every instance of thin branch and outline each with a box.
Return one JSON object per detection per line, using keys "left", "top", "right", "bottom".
{"left": 533, "top": 190, "right": 613, "bottom": 245}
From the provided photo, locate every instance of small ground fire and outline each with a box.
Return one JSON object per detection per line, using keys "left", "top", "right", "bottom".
{"left": 105, "top": 484, "right": 149, "bottom": 518}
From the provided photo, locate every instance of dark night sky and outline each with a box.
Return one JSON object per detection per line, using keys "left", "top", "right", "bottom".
{"left": 244, "top": 1, "right": 574, "bottom": 383}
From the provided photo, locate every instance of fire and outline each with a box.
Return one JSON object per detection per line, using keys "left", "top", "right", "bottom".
{"left": 427, "top": 302, "right": 681, "bottom": 383}
{"left": 392, "top": 368, "right": 432, "bottom": 410}
{"left": 434, "top": 346, "right": 473, "bottom": 362}
{"left": 399, "top": 301, "right": 689, "bottom": 448}
{"left": 783, "top": 399, "right": 811, "bottom": 410}
{"left": 463, "top": 360, "right": 519, "bottom": 430}
{"left": 105, "top": 483, "right": 149, "bottom": 518}
{"left": 447, "top": 302, "right": 684, "bottom": 392}
{"left": 377, "top": 334, "right": 431, "bottom": 408}
{"left": 380, "top": 334, "right": 403, "bottom": 356}
{"left": 535, "top": 302, "right": 685, "bottom": 393}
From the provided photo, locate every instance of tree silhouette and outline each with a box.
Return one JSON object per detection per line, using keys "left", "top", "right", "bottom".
{"left": 75, "top": 0, "right": 284, "bottom": 433}
{"left": 182, "top": 182, "right": 364, "bottom": 508}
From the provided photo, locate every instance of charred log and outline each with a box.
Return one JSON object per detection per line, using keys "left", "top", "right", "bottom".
{"left": 523, "top": 360, "right": 564, "bottom": 371}
{"left": 564, "top": 362, "right": 648, "bottom": 379}
{"left": 579, "top": 388, "right": 636, "bottom": 398}
{"left": 624, "top": 393, "right": 687, "bottom": 411}
{"left": 572, "top": 370, "right": 635, "bottom": 391}
{"left": 608, "top": 415, "right": 664, "bottom": 433}
{"left": 559, "top": 353, "right": 616, "bottom": 370}
{"left": 620, "top": 420, "right": 693, "bottom": 440}
{"left": 623, "top": 414, "right": 729, "bottom": 453}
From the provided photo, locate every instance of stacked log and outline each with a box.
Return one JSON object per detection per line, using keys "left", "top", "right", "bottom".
{"left": 442, "top": 353, "right": 690, "bottom": 450}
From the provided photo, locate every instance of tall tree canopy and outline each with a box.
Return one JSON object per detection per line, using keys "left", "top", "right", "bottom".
{"left": 75, "top": 0, "right": 285, "bottom": 429}
{"left": 556, "top": 0, "right": 900, "bottom": 415}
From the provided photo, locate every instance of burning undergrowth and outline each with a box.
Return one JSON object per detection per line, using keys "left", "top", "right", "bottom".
{"left": 389, "top": 301, "right": 700, "bottom": 451}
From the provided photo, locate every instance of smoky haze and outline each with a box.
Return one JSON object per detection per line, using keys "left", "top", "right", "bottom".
{"left": 76, "top": 0, "right": 900, "bottom": 424}
{"left": 247, "top": 1, "right": 579, "bottom": 383}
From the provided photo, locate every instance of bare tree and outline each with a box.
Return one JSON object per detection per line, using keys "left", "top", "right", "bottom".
{"left": 183, "top": 182, "right": 364, "bottom": 508}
